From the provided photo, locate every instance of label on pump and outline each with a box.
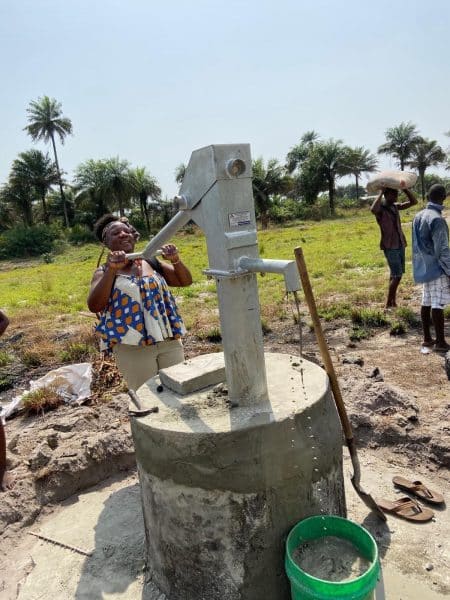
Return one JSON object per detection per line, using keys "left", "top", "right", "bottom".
{"left": 229, "top": 211, "right": 251, "bottom": 227}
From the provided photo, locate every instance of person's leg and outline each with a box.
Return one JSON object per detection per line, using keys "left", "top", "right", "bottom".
{"left": 156, "top": 339, "right": 185, "bottom": 370}
{"left": 387, "top": 276, "right": 401, "bottom": 308}
{"left": 421, "top": 283, "right": 434, "bottom": 346}
{"left": 429, "top": 275, "right": 450, "bottom": 352}
{"left": 384, "top": 248, "right": 403, "bottom": 308}
{"left": 431, "top": 308, "right": 450, "bottom": 351}
{"left": 421, "top": 305, "right": 434, "bottom": 346}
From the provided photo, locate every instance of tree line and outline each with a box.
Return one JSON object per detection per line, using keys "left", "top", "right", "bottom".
{"left": 0, "top": 96, "right": 166, "bottom": 239}
{"left": 175, "top": 125, "right": 449, "bottom": 227}
{"left": 1, "top": 97, "right": 449, "bottom": 243}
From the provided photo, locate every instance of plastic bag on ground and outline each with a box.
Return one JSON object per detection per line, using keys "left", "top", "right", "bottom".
{"left": 0, "top": 362, "right": 92, "bottom": 421}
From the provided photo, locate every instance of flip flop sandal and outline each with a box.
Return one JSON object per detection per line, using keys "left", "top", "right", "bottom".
{"left": 392, "top": 476, "right": 445, "bottom": 505}
{"left": 376, "top": 497, "right": 434, "bottom": 522}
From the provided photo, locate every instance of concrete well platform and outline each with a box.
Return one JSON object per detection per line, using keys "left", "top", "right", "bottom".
{"left": 131, "top": 352, "right": 346, "bottom": 600}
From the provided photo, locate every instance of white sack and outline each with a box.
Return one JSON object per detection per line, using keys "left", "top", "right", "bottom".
{"left": 0, "top": 362, "right": 92, "bottom": 421}
{"left": 366, "top": 170, "right": 417, "bottom": 193}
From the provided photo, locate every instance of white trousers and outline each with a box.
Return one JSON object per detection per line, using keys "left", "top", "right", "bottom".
{"left": 112, "top": 339, "right": 184, "bottom": 391}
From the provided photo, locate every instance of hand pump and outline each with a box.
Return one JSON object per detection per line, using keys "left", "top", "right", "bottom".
{"left": 127, "top": 144, "right": 300, "bottom": 407}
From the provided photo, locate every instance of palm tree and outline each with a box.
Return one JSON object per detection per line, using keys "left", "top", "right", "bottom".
{"left": 0, "top": 182, "right": 34, "bottom": 226}
{"left": 286, "top": 130, "right": 320, "bottom": 173}
{"left": 0, "top": 200, "right": 14, "bottom": 231}
{"left": 406, "top": 137, "right": 447, "bottom": 201}
{"left": 308, "top": 140, "right": 351, "bottom": 214}
{"left": 252, "top": 158, "right": 292, "bottom": 228}
{"left": 130, "top": 167, "right": 161, "bottom": 232}
{"left": 344, "top": 147, "right": 378, "bottom": 201}
{"left": 445, "top": 131, "right": 450, "bottom": 171}
{"left": 24, "top": 96, "right": 73, "bottom": 227}
{"left": 10, "top": 150, "right": 59, "bottom": 224}
{"left": 73, "top": 159, "right": 113, "bottom": 221}
{"left": 175, "top": 163, "right": 186, "bottom": 185}
{"left": 74, "top": 158, "right": 134, "bottom": 219}
{"left": 103, "top": 157, "right": 133, "bottom": 217}
{"left": 377, "top": 121, "right": 421, "bottom": 171}
{"left": 46, "top": 187, "right": 75, "bottom": 224}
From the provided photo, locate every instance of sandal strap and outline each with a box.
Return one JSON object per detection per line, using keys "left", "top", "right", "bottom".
{"left": 392, "top": 498, "right": 422, "bottom": 514}
{"left": 411, "top": 481, "right": 433, "bottom": 498}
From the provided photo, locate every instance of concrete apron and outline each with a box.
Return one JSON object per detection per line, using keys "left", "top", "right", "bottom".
{"left": 131, "top": 353, "right": 346, "bottom": 600}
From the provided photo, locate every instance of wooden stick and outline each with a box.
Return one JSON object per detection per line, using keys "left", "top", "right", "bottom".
{"left": 29, "top": 531, "right": 93, "bottom": 557}
{"left": 294, "top": 247, "right": 353, "bottom": 439}
{"left": 294, "top": 247, "right": 387, "bottom": 520}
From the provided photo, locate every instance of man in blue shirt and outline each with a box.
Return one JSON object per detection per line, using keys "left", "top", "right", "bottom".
{"left": 412, "top": 184, "right": 450, "bottom": 352}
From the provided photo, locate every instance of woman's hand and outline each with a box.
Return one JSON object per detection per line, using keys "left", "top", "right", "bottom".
{"left": 161, "top": 244, "right": 180, "bottom": 263}
{"left": 107, "top": 250, "right": 129, "bottom": 271}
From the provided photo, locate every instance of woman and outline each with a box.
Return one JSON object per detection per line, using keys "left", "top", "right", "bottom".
{"left": 88, "top": 214, "right": 192, "bottom": 390}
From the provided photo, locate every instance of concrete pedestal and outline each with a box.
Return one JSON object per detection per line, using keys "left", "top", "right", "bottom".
{"left": 131, "top": 353, "right": 346, "bottom": 600}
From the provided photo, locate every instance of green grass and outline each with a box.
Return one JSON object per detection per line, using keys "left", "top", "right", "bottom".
{"left": 349, "top": 326, "right": 372, "bottom": 342}
{"left": 0, "top": 209, "right": 423, "bottom": 337}
{"left": 351, "top": 308, "right": 390, "bottom": 328}
{"left": 390, "top": 321, "right": 407, "bottom": 336}
{"left": 395, "top": 306, "right": 421, "bottom": 327}
{"left": 0, "top": 350, "right": 12, "bottom": 366}
{"left": 21, "top": 385, "right": 64, "bottom": 415}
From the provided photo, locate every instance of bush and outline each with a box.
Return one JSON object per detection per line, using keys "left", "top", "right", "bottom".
{"left": 338, "top": 197, "right": 358, "bottom": 209}
{"left": 319, "top": 303, "right": 352, "bottom": 321}
{"left": 0, "top": 350, "right": 12, "bottom": 367}
{"left": 0, "top": 225, "right": 62, "bottom": 259}
{"left": 268, "top": 198, "right": 303, "bottom": 223}
{"left": 197, "top": 327, "right": 222, "bottom": 343}
{"left": 59, "top": 341, "right": 95, "bottom": 363}
{"left": 21, "top": 350, "right": 43, "bottom": 367}
{"left": 127, "top": 203, "right": 177, "bottom": 237}
{"left": 126, "top": 211, "right": 148, "bottom": 237}
{"left": 67, "top": 224, "right": 96, "bottom": 244}
{"left": 351, "top": 308, "right": 389, "bottom": 327}
{"left": 395, "top": 307, "right": 420, "bottom": 327}
{"left": 297, "top": 197, "right": 331, "bottom": 221}
{"left": 22, "top": 385, "right": 64, "bottom": 415}
{"left": 349, "top": 326, "right": 371, "bottom": 341}
{"left": 261, "top": 319, "right": 272, "bottom": 335}
{"left": 390, "top": 321, "right": 407, "bottom": 336}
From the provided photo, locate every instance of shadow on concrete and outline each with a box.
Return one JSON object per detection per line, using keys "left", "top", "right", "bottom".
{"left": 361, "top": 512, "right": 391, "bottom": 560}
{"left": 361, "top": 513, "right": 391, "bottom": 600}
{"left": 75, "top": 483, "right": 148, "bottom": 599}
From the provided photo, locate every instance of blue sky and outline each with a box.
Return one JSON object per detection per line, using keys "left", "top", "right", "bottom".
{"left": 1, "top": 0, "right": 449, "bottom": 198}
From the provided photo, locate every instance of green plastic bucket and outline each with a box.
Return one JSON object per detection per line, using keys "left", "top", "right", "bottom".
{"left": 285, "top": 515, "right": 380, "bottom": 600}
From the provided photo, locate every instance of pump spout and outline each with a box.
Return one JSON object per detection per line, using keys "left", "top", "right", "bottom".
{"left": 236, "top": 256, "right": 301, "bottom": 292}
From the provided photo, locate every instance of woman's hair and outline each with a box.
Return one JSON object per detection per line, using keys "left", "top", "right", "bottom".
{"left": 93, "top": 214, "right": 140, "bottom": 243}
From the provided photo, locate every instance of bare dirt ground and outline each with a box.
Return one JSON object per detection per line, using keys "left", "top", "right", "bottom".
{"left": 0, "top": 315, "right": 449, "bottom": 599}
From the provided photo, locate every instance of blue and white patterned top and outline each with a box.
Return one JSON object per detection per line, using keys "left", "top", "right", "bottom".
{"left": 96, "top": 270, "right": 185, "bottom": 352}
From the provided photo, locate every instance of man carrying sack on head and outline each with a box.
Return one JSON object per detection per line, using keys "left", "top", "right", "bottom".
{"left": 371, "top": 186, "right": 417, "bottom": 308}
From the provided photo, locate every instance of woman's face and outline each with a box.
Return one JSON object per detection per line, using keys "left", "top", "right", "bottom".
{"left": 105, "top": 222, "right": 135, "bottom": 252}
